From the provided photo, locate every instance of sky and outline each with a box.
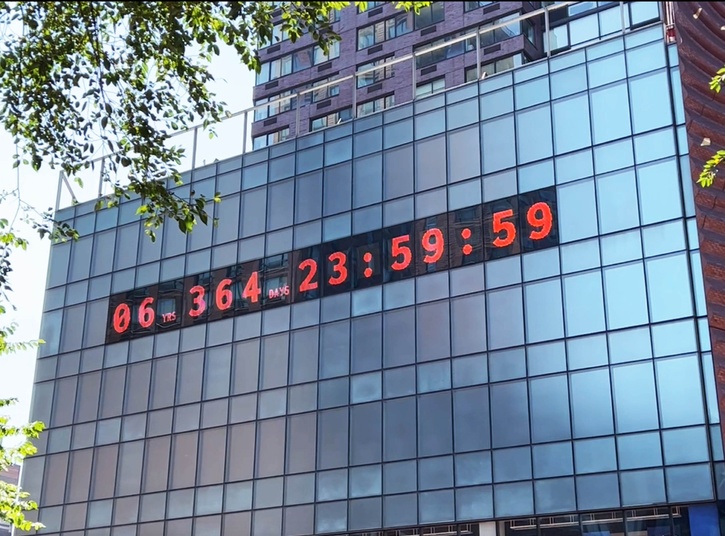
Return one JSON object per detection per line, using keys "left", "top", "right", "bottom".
{"left": 0, "top": 43, "right": 256, "bottom": 427}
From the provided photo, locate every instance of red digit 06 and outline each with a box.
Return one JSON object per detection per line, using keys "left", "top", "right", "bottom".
{"left": 216, "top": 278, "right": 233, "bottom": 311}
{"left": 138, "top": 297, "right": 155, "bottom": 328}
{"left": 113, "top": 303, "right": 131, "bottom": 334}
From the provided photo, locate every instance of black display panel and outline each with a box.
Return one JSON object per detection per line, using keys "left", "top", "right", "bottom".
{"left": 106, "top": 187, "right": 559, "bottom": 342}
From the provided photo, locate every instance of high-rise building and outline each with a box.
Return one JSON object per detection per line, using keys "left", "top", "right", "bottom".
{"left": 250, "top": 1, "right": 662, "bottom": 149}
{"left": 20, "top": 2, "right": 725, "bottom": 536}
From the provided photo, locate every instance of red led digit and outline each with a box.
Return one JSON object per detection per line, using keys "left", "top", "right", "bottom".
{"left": 215, "top": 278, "right": 233, "bottom": 310}
{"left": 391, "top": 235, "right": 412, "bottom": 271}
{"left": 461, "top": 228, "right": 473, "bottom": 255}
{"left": 328, "top": 252, "right": 348, "bottom": 286}
{"left": 492, "top": 209, "right": 516, "bottom": 248}
{"left": 242, "top": 271, "right": 261, "bottom": 303}
{"left": 138, "top": 297, "right": 155, "bottom": 328}
{"left": 421, "top": 228, "right": 445, "bottom": 264}
{"left": 363, "top": 252, "right": 373, "bottom": 278}
{"left": 188, "top": 285, "right": 207, "bottom": 317}
{"left": 298, "top": 259, "right": 319, "bottom": 292}
{"left": 527, "top": 202, "right": 553, "bottom": 240}
{"left": 113, "top": 303, "right": 131, "bottom": 334}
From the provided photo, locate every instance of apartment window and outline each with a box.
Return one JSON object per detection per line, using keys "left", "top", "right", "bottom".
{"left": 256, "top": 43, "right": 340, "bottom": 84}
{"left": 313, "top": 41, "right": 340, "bottom": 65}
{"left": 329, "top": 9, "right": 340, "bottom": 22}
{"left": 545, "top": 1, "right": 660, "bottom": 53}
{"left": 416, "top": 77, "right": 446, "bottom": 98}
{"left": 272, "top": 24, "right": 288, "bottom": 44}
{"left": 357, "top": 95, "right": 395, "bottom": 117}
{"left": 254, "top": 91, "right": 296, "bottom": 121}
{"left": 464, "top": 1, "right": 494, "bottom": 11}
{"left": 357, "top": 12, "right": 413, "bottom": 49}
{"left": 252, "top": 128, "right": 290, "bottom": 150}
{"left": 357, "top": 57, "right": 394, "bottom": 88}
{"left": 358, "top": 1, "right": 385, "bottom": 13}
{"left": 310, "top": 108, "right": 352, "bottom": 131}
{"left": 480, "top": 14, "right": 522, "bottom": 47}
{"left": 464, "top": 54, "right": 524, "bottom": 82}
{"left": 415, "top": 2, "right": 445, "bottom": 29}
{"left": 415, "top": 31, "right": 476, "bottom": 69}
{"left": 307, "top": 77, "right": 340, "bottom": 103}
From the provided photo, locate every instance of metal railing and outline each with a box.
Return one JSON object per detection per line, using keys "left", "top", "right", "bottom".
{"left": 54, "top": 1, "right": 652, "bottom": 212}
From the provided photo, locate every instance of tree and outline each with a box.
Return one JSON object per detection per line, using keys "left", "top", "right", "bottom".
{"left": 0, "top": 1, "right": 429, "bottom": 530}
{"left": 0, "top": 1, "right": 429, "bottom": 240}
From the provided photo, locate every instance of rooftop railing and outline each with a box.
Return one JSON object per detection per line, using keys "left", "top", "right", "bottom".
{"left": 54, "top": 1, "right": 662, "bottom": 211}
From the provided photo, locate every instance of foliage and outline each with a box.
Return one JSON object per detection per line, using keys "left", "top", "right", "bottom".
{"left": 699, "top": 66, "right": 725, "bottom": 187}
{"left": 0, "top": 399, "right": 45, "bottom": 532}
{"left": 0, "top": 1, "right": 429, "bottom": 241}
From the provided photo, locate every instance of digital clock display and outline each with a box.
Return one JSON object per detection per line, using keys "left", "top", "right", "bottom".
{"left": 106, "top": 187, "right": 558, "bottom": 343}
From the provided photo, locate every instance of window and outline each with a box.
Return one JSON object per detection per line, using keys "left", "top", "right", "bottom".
{"left": 480, "top": 14, "right": 522, "bottom": 48}
{"left": 464, "top": 1, "right": 494, "bottom": 11}
{"left": 415, "top": 2, "right": 445, "bottom": 29}
{"left": 329, "top": 9, "right": 340, "bottom": 22}
{"left": 306, "top": 77, "right": 340, "bottom": 103}
{"left": 416, "top": 77, "right": 445, "bottom": 98}
{"left": 313, "top": 41, "right": 340, "bottom": 65}
{"left": 357, "top": 57, "right": 394, "bottom": 88}
{"left": 358, "top": 1, "right": 384, "bottom": 12}
{"left": 357, "top": 12, "right": 413, "bottom": 49}
{"left": 256, "top": 43, "right": 339, "bottom": 84}
{"left": 357, "top": 95, "right": 395, "bottom": 117}
{"left": 464, "top": 54, "right": 524, "bottom": 82}
{"left": 254, "top": 91, "right": 296, "bottom": 121}
{"left": 269, "top": 24, "right": 289, "bottom": 46}
{"left": 415, "top": 31, "right": 476, "bottom": 69}
{"left": 310, "top": 108, "right": 352, "bottom": 131}
{"left": 252, "top": 128, "right": 290, "bottom": 150}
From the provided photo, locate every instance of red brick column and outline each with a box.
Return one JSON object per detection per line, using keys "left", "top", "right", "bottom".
{"left": 674, "top": 2, "right": 725, "bottom": 442}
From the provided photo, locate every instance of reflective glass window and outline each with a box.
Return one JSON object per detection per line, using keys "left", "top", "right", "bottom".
{"left": 604, "top": 261, "right": 649, "bottom": 329}
{"left": 612, "top": 362, "right": 659, "bottom": 433}
{"left": 563, "top": 271, "right": 606, "bottom": 337}
{"left": 656, "top": 355, "right": 705, "bottom": 428}
{"left": 482, "top": 115, "right": 516, "bottom": 173}
{"left": 516, "top": 104, "right": 553, "bottom": 164}
{"left": 553, "top": 93, "right": 591, "bottom": 155}
{"left": 558, "top": 178, "right": 598, "bottom": 243}
{"left": 524, "top": 279, "right": 564, "bottom": 343}
{"left": 590, "top": 81, "right": 632, "bottom": 144}
{"left": 637, "top": 158, "right": 682, "bottom": 225}
{"left": 646, "top": 253, "right": 693, "bottom": 322}
{"left": 570, "top": 368, "right": 614, "bottom": 437}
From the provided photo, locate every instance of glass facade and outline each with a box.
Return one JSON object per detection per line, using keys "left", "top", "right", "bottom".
{"left": 27, "top": 24, "right": 724, "bottom": 536}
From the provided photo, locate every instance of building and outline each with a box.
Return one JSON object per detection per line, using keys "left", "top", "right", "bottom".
{"left": 250, "top": 1, "right": 662, "bottom": 149}
{"left": 1, "top": 465, "right": 20, "bottom": 536}
{"left": 20, "top": 1, "right": 725, "bottom": 536}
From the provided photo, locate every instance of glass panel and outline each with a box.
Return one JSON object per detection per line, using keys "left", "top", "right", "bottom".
{"left": 612, "top": 362, "right": 659, "bottom": 433}
{"left": 570, "top": 368, "right": 614, "bottom": 438}
{"left": 604, "top": 262, "right": 649, "bottom": 329}
{"left": 516, "top": 104, "right": 553, "bottom": 164}
{"left": 590, "top": 81, "right": 632, "bottom": 144}
{"left": 553, "top": 93, "right": 592, "bottom": 154}
{"left": 656, "top": 355, "right": 705, "bottom": 428}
